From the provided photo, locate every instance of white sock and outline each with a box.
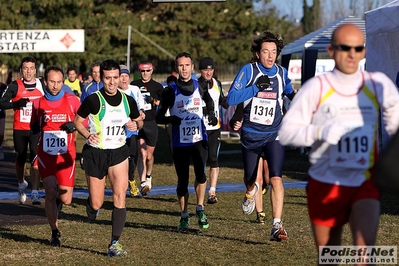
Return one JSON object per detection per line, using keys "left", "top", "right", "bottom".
{"left": 32, "top": 189, "right": 38, "bottom": 195}
{"left": 247, "top": 187, "right": 256, "bottom": 197}
{"left": 273, "top": 218, "right": 281, "bottom": 225}
{"left": 209, "top": 187, "right": 216, "bottom": 193}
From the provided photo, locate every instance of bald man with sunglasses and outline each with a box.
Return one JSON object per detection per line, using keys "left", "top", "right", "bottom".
{"left": 278, "top": 23, "right": 399, "bottom": 263}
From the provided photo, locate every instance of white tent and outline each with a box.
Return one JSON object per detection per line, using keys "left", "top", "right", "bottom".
{"left": 365, "top": 0, "right": 399, "bottom": 84}
{"left": 281, "top": 16, "right": 365, "bottom": 85}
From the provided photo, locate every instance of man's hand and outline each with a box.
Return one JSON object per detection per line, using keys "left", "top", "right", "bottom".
{"left": 60, "top": 122, "right": 76, "bottom": 133}
{"left": 208, "top": 111, "right": 218, "bottom": 126}
{"left": 12, "top": 98, "right": 29, "bottom": 108}
{"left": 256, "top": 75, "right": 271, "bottom": 91}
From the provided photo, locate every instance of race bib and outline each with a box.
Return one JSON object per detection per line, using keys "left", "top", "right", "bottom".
{"left": 329, "top": 125, "right": 374, "bottom": 169}
{"left": 20, "top": 102, "right": 33, "bottom": 123}
{"left": 179, "top": 118, "right": 203, "bottom": 143}
{"left": 249, "top": 97, "right": 276, "bottom": 125}
{"left": 43, "top": 130, "right": 68, "bottom": 155}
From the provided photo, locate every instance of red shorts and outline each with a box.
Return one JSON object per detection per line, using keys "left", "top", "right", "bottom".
{"left": 37, "top": 152, "right": 76, "bottom": 187}
{"left": 307, "top": 177, "right": 380, "bottom": 227}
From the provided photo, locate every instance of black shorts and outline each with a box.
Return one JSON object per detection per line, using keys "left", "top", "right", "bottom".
{"left": 0, "top": 110, "right": 5, "bottom": 119}
{"left": 138, "top": 119, "right": 158, "bottom": 147}
{"left": 81, "top": 144, "right": 129, "bottom": 179}
{"left": 13, "top": 129, "right": 40, "bottom": 164}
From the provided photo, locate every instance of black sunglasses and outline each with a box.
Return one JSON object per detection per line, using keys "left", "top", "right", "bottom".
{"left": 140, "top": 69, "right": 152, "bottom": 73}
{"left": 332, "top": 44, "right": 365, "bottom": 52}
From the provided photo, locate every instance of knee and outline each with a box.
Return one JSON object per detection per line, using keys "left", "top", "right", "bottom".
{"left": 270, "top": 177, "right": 283, "bottom": 188}
{"left": 209, "top": 157, "right": 218, "bottom": 168}
{"left": 176, "top": 186, "right": 188, "bottom": 197}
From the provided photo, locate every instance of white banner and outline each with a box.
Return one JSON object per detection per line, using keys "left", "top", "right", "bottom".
{"left": 287, "top": 59, "right": 366, "bottom": 80}
{"left": 0, "top": 30, "right": 85, "bottom": 53}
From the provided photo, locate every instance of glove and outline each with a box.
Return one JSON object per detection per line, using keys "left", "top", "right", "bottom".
{"left": 317, "top": 124, "right": 347, "bottom": 145}
{"left": 60, "top": 122, "right": 76, "bottom": 133}
{"left": 12, "top": 98, "right": 29, "bottom": 108}
{"left": 169, "top": 115, "right": 182, "bottom": 126}
{"left": 31, "top": 123, "right": 41, "bottom": 134}
{"left": 256, "top": 75, "right": 270, "bottom": 91}
{"left": 144, "top": 95, "right": 154, "bottom": 104}
{"left": 208, "top": 111, "right": 218, "bottom": 126}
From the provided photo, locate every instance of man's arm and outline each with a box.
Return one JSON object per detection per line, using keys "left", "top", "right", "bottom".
{"left": 0, "top": 83, "right": 18, "bottom": 110}
{"left": 156, "top": 87, "right": 175, "bottom": 125}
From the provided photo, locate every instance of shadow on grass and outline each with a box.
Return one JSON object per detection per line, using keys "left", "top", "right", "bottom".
{"left": 0, "top": 227, "right": 108, "bottom": 256}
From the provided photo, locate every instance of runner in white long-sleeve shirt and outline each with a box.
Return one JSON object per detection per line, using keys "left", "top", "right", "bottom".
{"left": 278, "top": 23, "right": 399, "bottom": 263}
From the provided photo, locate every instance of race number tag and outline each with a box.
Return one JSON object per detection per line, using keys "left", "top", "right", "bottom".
{"left": 43, "top": 130, "right": 68, "bottom": 155}
{"left": 20, "top": 102, "right": 33, "bottom": 123}
{"left": 249, "top": 97, "right": 276, "bottom": 125}
{"left": 179, "top": 118, "right": 203, "bottom": 143}
{"left": 329, "top": 125, "right": 373, "bottom": 169}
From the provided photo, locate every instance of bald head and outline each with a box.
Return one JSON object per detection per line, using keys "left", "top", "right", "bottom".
{"left": 331, "top": 23, "right": 365, "bottom": 45}
{"left": 328, "top": 23, "right": 366, "bottom": 74}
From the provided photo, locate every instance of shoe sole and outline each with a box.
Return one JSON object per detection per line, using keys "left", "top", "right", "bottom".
{"left": 270, "top": 229, "right": 288, "bottom": 241}
{"left": 32, "top": 201, "right": 41, "bottom": 205}
{"left": 141, "top": 185, "right": 150, "bottom": 196}
{"left": 199, "top": 224, "right": 209, "bottom": 229}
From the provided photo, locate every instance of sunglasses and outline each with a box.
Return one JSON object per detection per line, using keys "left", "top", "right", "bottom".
{"left": 140, "top": 69, "right": 152, "bottom": 73}
{"left": 332, "top": 44, "right": 365, "bottom": 52}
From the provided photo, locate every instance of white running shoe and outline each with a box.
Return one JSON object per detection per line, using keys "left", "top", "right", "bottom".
{"left": 241, "top": 182, "right": 259, "bottom": 215}
{"left": 270, "top": 221, "right": 288, "bottom": 241}
{"left": 18, "top": 180, "right": 28, "bottom": 204}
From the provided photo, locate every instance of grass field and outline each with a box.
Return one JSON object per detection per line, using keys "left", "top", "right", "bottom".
{"left": 1, "top": 112, "right": 398, "bottom": 265}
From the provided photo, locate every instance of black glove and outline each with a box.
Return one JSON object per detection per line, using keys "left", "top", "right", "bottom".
{"left": 60, "top": 122, "right": 76, "bottom": 133}
{"left": 208, "top": 111, "right": 218, "bottom": 126}
{"left": 169, "top": 115, "right": 182, "bottom": 126}
{"left": 256, "top": 75, "right": 270, "bottom": 91}
{"left": 12, "top": 98, "right": 29, "bottom": 108}
{"left": 145, "top": 95, "right": 154, "bottom": 104}
{"left": 31, "top": 123, "right": 41, "bottom": 134}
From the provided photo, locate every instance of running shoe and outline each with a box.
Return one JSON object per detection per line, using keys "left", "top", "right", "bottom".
{"left": 256, "top": 212, "right": 266, "bottom": 224}
{"left": 31, "top": 192, "right": 41, "bottom": 205}
{"left": 49, "top": 231, "right": 61, "bottom": 247}
{"left": 129, "top": 180, "right": 140, "bottom": 197}
{"left": 140, "top": 181, "right": 150, "bottom": 196}
{"left": 86, "top": 198, "right": 100, "bottom": 221}
{"left": 270, "top": 221, "right": 288, "bottom": 241}
{"left": 207, "top": 190, "right": 218, "bottom": 204}
{"left": 17, "top": 180, "right": 28, "bottom": 204}
{"left": 146, "top": 175, "right": 152, "bottom": 191}
{"left": 178, "top": 216, "right": 189, "bottom": 230}
{"left": 107, "top": 240, "right": 127, "bottom": 257}
{"left": 241, "top": 182, "right": 259, "bottom": 215}
{"left": 196, "top": 210, "right": 209, "bottom": 229}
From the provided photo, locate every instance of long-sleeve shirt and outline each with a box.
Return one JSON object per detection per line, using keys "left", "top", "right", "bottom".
{"left": 278, "top": 68, "right": 399, "bottom": 187}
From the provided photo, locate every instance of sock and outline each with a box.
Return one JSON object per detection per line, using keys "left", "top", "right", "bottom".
{"left": 247, "top": 187, "right": 256, "bottom": 197}
{"left": 52, "top": 228, "right": 60, "bottom": 237}
{"left": 196, "top": 205, "right": 204, "bottom": 212}
{"left": 209, "top": 187, "right": 216, "bottom": 193}
{"left": 181, "top": 211, "right": 189, "bottom": 217}
{"left": 111, "top": 207, "right": 126, "bottom": 241}
{"left": 32, "top": 189, "right": 38, "bottom": 195}
{"left": 18, "top": 181, "right": 26, "bottom": 190}
{"left": 273, "top": 218, "right": 281, "bottom": 225}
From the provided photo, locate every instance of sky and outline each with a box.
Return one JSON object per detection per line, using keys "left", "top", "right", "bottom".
{"left": 255, "top": 0, "right": 393, "bottom": 24}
